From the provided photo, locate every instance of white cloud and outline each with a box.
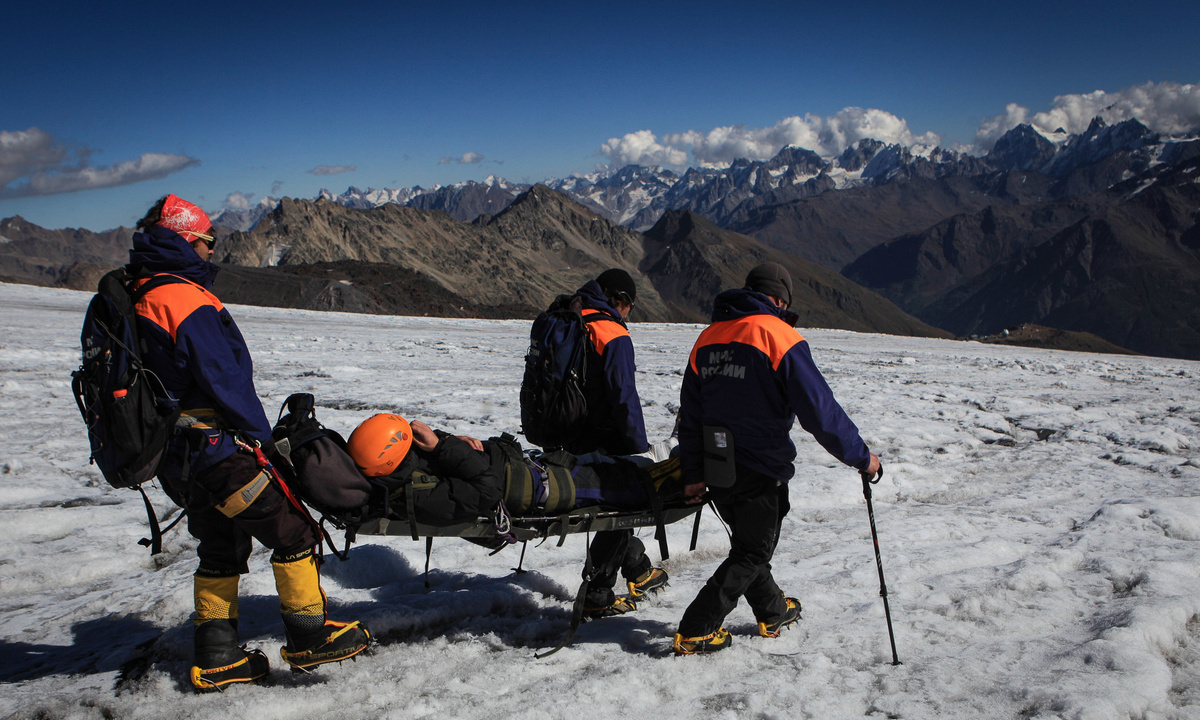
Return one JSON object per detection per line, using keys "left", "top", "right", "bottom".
{"left": 308, "top": 165, "right": 357, "bottom": 176}
{"left": 223, "top": 191, "right": 255, "bottom": 211}
{"left": 0, "top": 128, "right": 64, "bottom": 186}
{"left": 599, "top": 130, "right": 689, "bottom": 167}
{"left": 0, "top": 127, "right": 198, "bottom": 198}
{"left": 271, "top": 180, "right": 285, "bottom": 195}
{"left": 822, "top": 107, "right": 941, "bottom": 153}
{"left": 975, "top": 81, "right": 1200, "bottom": 150}
{"left": 439, "top": 152, "right": 485, "bottom": 165}
{"left": 600, "top": 110, "right": 940, "bottom": 168}
{"left": 973, "top": 103, "right": 1032, "bottom": 149}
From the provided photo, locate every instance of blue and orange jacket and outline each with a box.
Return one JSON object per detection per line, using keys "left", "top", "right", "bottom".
{"left": 678, "top": 288, "right": 870, "bottom": 484}
{"left": 567, "top": 281, "right": 649, "bottom": 455}
{"left": 128, "top": 225, "right": 272, "bottom": 477}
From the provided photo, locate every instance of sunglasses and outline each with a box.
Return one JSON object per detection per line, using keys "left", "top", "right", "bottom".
{"left": 188, "top": 229, "right": 216, "bottom": 249}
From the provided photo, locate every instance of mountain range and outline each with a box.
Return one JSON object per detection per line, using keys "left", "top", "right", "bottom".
{"left": 3, "top": 115, "right": 1198, "bottom": 358}
{"left": 215, "top": 184, "right": 945, "bottom": 337}
{"left": 216, "top": 117, "right": 1191, "bottom": 241}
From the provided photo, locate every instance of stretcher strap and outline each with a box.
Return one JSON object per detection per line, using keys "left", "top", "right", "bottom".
{"left": 544, "top": 466, "right": 574, "bottom": 514}
{"left": 690, "top": 502, "right": 705, "bottom": 551}
{"left": 504, "top": 460, "right": 535, "bottom": 514}
{"left": 406, "top": 482, "right": 419, "bottom": 541}
{"left": 405, "top": 471, "right": 438, "bottom": 542}
{"left": 424, "top": 536, "right": 433, "bottom": 589}
{"left": 536, "top": 515, "right": 594, "bottom": 659}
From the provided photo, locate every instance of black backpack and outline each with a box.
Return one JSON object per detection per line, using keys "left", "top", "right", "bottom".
{"left": 72, "top": 268, "right": 183, "bottom": 488}
{"left": 271, "top": 393, "right": 373, "bottom": 526}
{"left": 519, "top": 294, "right": 604, "bottom": 449}
{"left": 71, "top": 268, "right": 186, "bottom": 553}
{"left": 270, "top": 393, "right": 393, "bottom": 560}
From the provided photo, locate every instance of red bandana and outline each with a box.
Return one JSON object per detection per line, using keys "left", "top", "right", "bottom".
{"left": 156, "top": 194, "right": 211, "bottom": 242}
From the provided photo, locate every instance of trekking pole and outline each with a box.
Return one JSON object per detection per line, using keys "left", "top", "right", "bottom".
{"left": 861, "top": 467, "right": 901, "bottom": 666}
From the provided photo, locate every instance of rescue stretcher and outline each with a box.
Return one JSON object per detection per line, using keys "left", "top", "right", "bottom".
{"left": 355, "top": 503, "right": 702, "bottom": 545}
{"left": 351, "top": 500, "right": 705, "bottom": 658}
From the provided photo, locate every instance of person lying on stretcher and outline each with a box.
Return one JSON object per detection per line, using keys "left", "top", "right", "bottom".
{"left": 271, "top": 400, "right": 682, "bottom": 532}
{"left": 344, "top": 413, "right": 682, "bottom": 526}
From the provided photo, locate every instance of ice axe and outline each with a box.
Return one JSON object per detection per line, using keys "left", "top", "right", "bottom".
{"left": 861, "top": 465, "right": 901, "bottom": 665}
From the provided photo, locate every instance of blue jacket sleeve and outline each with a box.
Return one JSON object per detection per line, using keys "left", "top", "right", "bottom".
{"left": 174, "top": 305, "right": 273, "bottom": 442}
{"left": 780, "top": 340, "right": 871, "bottom": 469}
{"left": 600, "top": 334, "right": 650, "bottom": 454}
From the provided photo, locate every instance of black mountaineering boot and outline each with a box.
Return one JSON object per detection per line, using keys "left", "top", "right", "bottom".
{"left": 190, "top": 619, "right": 270, "bottom": 693}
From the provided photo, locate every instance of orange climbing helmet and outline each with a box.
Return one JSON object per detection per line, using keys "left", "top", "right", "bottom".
{"left": 347, "top": 413, "right": 413, "bottom": 476}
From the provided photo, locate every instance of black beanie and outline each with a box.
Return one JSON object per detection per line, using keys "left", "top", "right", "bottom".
{"left": 745, "top": 262, "right": 793, "bottom": 306}
{"left": 596, "top": 268, "right": 637, "bottom": 303}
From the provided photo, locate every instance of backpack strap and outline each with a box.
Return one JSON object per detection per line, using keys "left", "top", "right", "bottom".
{"left": 136, "top": 426, "right": 204, "bottom": 555}
{"left": 135, "top": 484, "right": 187, "bottom": 556}
{"left": 130, "top": 272, "right": 188, "bottom": 302}
{"left": 580, "top": 303, "right": 623, "bottom": 327}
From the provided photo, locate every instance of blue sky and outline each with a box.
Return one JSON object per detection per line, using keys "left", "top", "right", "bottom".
{"left": 2, "top": 0, "right": 1198, "bottom": 231}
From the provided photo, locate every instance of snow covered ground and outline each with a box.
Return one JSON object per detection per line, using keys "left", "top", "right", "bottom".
{"left": 1, "top": 281, "right": 1199, "bottom": 720}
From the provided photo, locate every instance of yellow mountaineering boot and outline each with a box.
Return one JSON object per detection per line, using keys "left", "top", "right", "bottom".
{"left": 190, "top": 574, "right": 269, "bottom": 693}
{"left": 627, "top": 567, "right": 669, "bottom": 600}
{"left": 757, "top": 596, "right": 802, "bottom": 638}
{"left": 582, "top": 596, "right": 638, "bottom": 620}
{"left": 273, "top": 550, "right": 370, "bottom": 671}
{"left": 673, "top": 627, "right": 732, "bottom": 655}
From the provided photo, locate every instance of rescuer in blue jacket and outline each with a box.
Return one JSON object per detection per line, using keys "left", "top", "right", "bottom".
{"left": 562, "top": 270, "right": 666, "bottom": 618}
{"left": 129, "top": 194, "right": 368, "bottom": 691}
{"left": 671, "top": 262, "right": 881, "bottom": 655}
{"left": 567, "top": 276, "right": 649, "bottom": 456}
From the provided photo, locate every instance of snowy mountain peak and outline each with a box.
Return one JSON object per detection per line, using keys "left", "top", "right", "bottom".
{"left": 211, "top": 196, "right": 282, "bottom": 232}
{"left": 214, "top": 114, "right": 1199, "bottom": 234}
{"left": 834, "top": 139, "right": 886, "bottom": 173}
{"left": 985, "top": 124, "right": 1058, "bottom": 172}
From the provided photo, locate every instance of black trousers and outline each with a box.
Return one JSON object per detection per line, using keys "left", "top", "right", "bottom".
{"left": 677, "top": 471, "right": 790, "bottom": 637}
{"left": 584, "top": 530, "right": 652, "bottom": 606}
{"left": 164, "top": 451, "right": 317, "bottom": 577}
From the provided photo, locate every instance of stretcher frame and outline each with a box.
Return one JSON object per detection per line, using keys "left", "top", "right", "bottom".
{"left": 351, "top": 502, "right": 705, "bottom": 658}
{"left": 355, "top": 503, "right": 702, "bottom": 545}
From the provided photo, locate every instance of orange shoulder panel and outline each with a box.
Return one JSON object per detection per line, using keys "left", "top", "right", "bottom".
{"left": 583, "top": 310, "right": 630, "bottom": 355}
{"left": 688, "top": 315, "right": 804, "bottom": 372}
{"left": 134, "top": 277, "right": 224, "bottom": 342}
